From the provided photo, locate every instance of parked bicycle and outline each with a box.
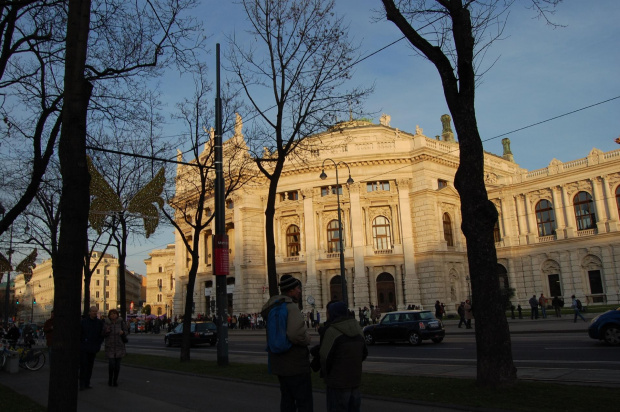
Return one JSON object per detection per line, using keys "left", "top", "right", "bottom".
{"left": 0, "top": 339, "right": 46, "bottom": 371}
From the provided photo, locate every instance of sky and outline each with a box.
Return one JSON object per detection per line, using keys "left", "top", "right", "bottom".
{"left": 123, "top": 0, "right": 620, "bottom": 274}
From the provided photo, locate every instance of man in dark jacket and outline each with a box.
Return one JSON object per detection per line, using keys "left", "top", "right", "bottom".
{"left": 261, "top": 275, "right": 312, "bottom": 412}
{"left": 79, "top": 306, "right": 104, "bottom": 390}
{"left": 319, "top": 301, "right": 368, "bottom": 412}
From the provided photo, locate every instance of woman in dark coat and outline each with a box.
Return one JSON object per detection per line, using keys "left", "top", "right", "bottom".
{"left": 103, "top": 309, "right": 128, "bottom": 387}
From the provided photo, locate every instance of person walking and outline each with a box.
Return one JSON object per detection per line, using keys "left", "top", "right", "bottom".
{"left": 464, "top": 300, "right": 473, "bottom": 329}
{"left": 457, "top": 302, "right": 466, "bottom": 328}
{"left": 103, "top": 309, "right": 128, "bottom": 387}
{"left": 434, "top": 300, "right": 442, "bottom": 320}
{"left": 319, "top": 301, "right": 368, "bottom": 412}
{"left": 551, "top": 296, "right": 563, "bottom": 318}
{"left": 571, "top": 295, "right": 587, "bottom": 323}
{"left": 43, "top": 310, "right": 54, "bottom": 361}
{"left": 79, "top": 306, "right": 104, "bottom": 391}
{"left": 262, "top": 274, "right": 313, "bottom": 412}
{"left": 529, "top": 295, "right": 539, "bottom": 319}
{"left": 538, "top": 293, "right": 547, "bottom": 319}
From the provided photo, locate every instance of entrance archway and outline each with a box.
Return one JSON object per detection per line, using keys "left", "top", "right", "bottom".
{"left": 376, "top": 272, "right": 396, "bottom": 313}
{"left": 329, "top": 275, "right": 343, "bottom": 302}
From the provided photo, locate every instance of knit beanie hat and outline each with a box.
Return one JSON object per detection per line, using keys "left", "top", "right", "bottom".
{"left": 279, "top": 274, "right": 300, "bottom": 292}
{"left": 328, "top": 301, "right": 348, "bottom": 320}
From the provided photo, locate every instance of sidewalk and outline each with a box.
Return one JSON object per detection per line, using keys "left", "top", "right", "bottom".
{"left": 1, "top": 314, "right": 617, "bottom": 412}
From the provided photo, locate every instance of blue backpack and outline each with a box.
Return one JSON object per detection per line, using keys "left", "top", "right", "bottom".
{"left": 267, "top": 301, "right": 292, "bottom": 354}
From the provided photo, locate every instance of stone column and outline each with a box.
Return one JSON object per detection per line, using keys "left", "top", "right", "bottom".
{"left": 302, "top": 188, "right": 318, "bottom": 297}
{"left": 368, "top": 267, "right": 377, "bottom": 307}
{"left": 515, "top": 195, "right": 527, "bottom": 244}
{"left": 551, "top": 186, "right": 565, "bottom": 239}
{"left": 395, "top": 264, "right": 405, "bottom": 309}
{"left": 348, "top": 183, "right": 368, "bottom": 306}
{"left": 396, "top": 179, "right": 421, "bottom": 305}
{"left": 320, "top": 270, "right": 329, "bottom": 310}
{"left": 561, "top": 185, "right": 575, "bottom": 238}
{"left": 591, "top": 177, "right": 608, "bottom": 233}
{"left": 603, "top": 175, "right": 619, "bottom": 232}
{"left": 524, "top": 193, "right": 537, "bottom": 243}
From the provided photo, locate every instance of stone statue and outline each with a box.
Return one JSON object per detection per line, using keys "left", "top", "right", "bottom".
{"left": 235, "top": 112, "right": 243, "bottom": 136}
{"left": 440, "top": 114, "right": 456, "bottom": 143}
{"left": 415, "top": 125, "right": 423, "bottom": 135}
{"left": 502, "top": 138, "right": 514, "bottom": 162}
{"left": 380, "top": 113, "right": 391, "bottom": 126}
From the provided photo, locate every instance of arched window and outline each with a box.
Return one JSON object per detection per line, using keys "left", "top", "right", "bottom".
{"left": 327, "top": 220, "right": 343, "bottom": 253}
{"left": 372, "top": 216, "right": 391, "bottom": 250}
{"left": 616, "top": 185, "right": 620, "bottom": 220}
{"left": 442, "top": 213, "right": 454, "bottom": 246}
{"left": 573, "top": 191, "right": 596, "bottom": 230}
{"left": 286, "top": 225, "right": 300, "bottom": 257}
{"left": 535, "top": 199, "right": 556, "bottom": 237}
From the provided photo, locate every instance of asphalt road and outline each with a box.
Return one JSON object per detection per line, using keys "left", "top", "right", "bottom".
{"left": 127, "top": 329, "right": 620, "bottom": 374}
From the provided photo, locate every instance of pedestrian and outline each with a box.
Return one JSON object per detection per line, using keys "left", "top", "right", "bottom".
{"left": 434, "top": 300, "right": 442, "bottom": 320}
{"left": 571, "top": 295, "right": 587, "bottom": 323}
{"left": 79, "top": 306, "right": 104, "bottom": 391}
{"left": 262, "top": 274, "right": 313, "bottom": 412}
{"left": 319, "top": 301, "right": 368, "bottom": 412}
{"left": 22, "top": 323, "right": 35, "bottom": 346}
{"left": 6, "top": 323, "right": 20, "bottom": 345}
{"left": 539, "top": 293, "right": 547, "bottom": 319}
{"left": 457, "top": 302, "right": 466, "bottom": 328}
{"left": 517, "top": 304, "right": 522, "bottom": 319}
{"left": 43, "top": 310, "right": 54, "bottom": 361}
{"left": 528, "top": 295, "right": 539, "bottom": 319}
{"left": 103, "top": 309, "right": 128, "bottom": 387}
{"left": 464, "top": 300, "right": 473, "bottom": 329}
{"left": 374, "top": 307, "right": 381, "bottom": 324}
{"left": 551, "top": 296, "right": 562, "bottom": 318}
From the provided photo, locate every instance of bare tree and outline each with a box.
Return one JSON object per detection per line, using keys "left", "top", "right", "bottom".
{"left": 379, "top": 0, "right": 560, "bottom": 387}
{"left": 228, "top": 0, "right": 372, "bottom": 296}
{"left": 161, "top": 65, "right": 256, "bottom": 362}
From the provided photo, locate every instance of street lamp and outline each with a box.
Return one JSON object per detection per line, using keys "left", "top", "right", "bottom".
{"left": 320, "top": 158, "right": 354, "bottom": 308}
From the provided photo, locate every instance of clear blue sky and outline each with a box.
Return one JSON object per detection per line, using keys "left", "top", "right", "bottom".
{"left": 125, "top": 0, "right": 620, "bottom": 273}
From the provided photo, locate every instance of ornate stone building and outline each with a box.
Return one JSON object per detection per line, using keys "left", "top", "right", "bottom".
{"left": 14, "top": 252, "right": 143, "bottom": 323}
{"left": 168, "top": 116, "right": 620, "bottom": 317}
{"left": 144, "top": 244, "right": 176, "bottom": 318}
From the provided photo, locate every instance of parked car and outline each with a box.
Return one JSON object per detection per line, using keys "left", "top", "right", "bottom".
{"left": 164, "top": 321, "right": 217, "bottom": 347}
{"left": 363, "top": 310, "right": 445, "bottom": 346}
{"left": 588, "top": 307, "right": 620, "bottom": 345}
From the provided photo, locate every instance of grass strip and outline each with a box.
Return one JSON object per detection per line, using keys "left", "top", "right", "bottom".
{"left": 117, "top": 352, "right": 618, "bottom": 412}
{"left": 0, "top": 384, "right": 46, "bottom": 412}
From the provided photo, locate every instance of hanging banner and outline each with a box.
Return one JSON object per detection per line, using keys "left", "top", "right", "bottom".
{"left": 214, "top": 234, "right": 229, "bottom": 276}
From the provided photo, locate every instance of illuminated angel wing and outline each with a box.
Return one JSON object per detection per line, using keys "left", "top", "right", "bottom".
{"left": 87, "top": 156, "right": 122, "bottom": 234}
{"left": 127, "top": 167, "right": 165, "bottom": 238}
{"left": 16, "top": 248, "right": 37, "bottom": 283}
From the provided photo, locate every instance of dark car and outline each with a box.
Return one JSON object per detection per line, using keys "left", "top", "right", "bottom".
{"left": 164, "top": 322, "right": 217, "bottom": 347}
{"left": 588, "top": 307, "right": 620, "bottom": 345}
{"left": 363, "top": 310, "right": 445, "bottom": 346}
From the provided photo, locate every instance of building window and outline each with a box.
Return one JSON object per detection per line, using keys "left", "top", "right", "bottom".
{"left": 616, "top": 185, "right": 620, "bottom": 219}
{"left": 442, "top": 213, "right": 454, "bottom": 246}
{"left": 493, "top": 220, "right": 501, "bottom": 243}
{"left": 205, "top": 207, "right": 212, "bottom": 217}
{"left": 157, "top": 279, "right": 163, "bottom": 289}
{"left": 438, "top": 179, "right": 448, "bottom": 189}
{"left": 535, "top": 199, "right": 556, "bottom": 237}
{"left": 548, "top": 274, "right": 562, "bottom": 297}
{"left": 366, "top": 181, "right": 390, "bottom": 192}
{"left": 105, "top": 291, "right": 109, "bottom": 298}
{"left": 96, "top": 269, "right": 100, "bottom": 274}
{"left": 588, "top": 270, "right": 603, "bottom": 294}
{"left": 157, "top": 294, "right": 162, "bottom": 302}
{"left": 226, "top": 199, "right": 234, "bottom": 209}
{"left": 96, "top": 280, "right": 100, "bottom": 286}
{"left": 279, "top": 191, "right": 299, "bottom": 201}
{"left": 321, "top": 185, "right": 342, "bottom": 196}
{"left": 327, "top": 220, "right": 343, "bottom": 253}
{"left": 106, "top": 280, "right": 109, "bottom": 287}
{"left": 105, "top": 303, "right": 109, "bottom": 311}
{"left": 573, "top": 191, "right": 596, "bottom": 230}
{"left": 96, "top": 291, "right": 100, "bottom": 298}
{"left": 286, "top": 225, "right": 301, "bottom": 257}
{"left": 158, "top": 266, "right": 163, "bottom": 272}
{"left": 372, "top": 216, "right": 392, "bottom": 250}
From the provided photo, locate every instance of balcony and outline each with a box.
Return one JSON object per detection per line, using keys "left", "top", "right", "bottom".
{"left": 577, "top": 229, "right": 597, "bottom": 237}
{"left": 538, "top": 235, "right": 556, "bottom": 243}
{"left": 373, "top": 249, "right": 393, "bottom": 255}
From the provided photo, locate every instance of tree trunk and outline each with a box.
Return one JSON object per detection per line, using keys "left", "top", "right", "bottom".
{"left": 49, "top": 0, "right": 92, "bottom": 409}
{"left": 118, "top": 218, "right": 128, "bottom": 319}
{"left": 265, "top": 162, "right": 284, "bottom": 297}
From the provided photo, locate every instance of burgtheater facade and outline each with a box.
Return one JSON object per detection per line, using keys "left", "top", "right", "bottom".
{"left": 170, "top": 116, "right": 620, "bottom": 316}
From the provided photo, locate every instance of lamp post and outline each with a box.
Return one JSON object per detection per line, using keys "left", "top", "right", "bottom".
{"left": 320, "top": 159, "right": 354, "bottom": 308}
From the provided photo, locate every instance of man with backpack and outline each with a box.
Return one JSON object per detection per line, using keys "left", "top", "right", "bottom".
{"left": 262, "top": 274, "right": 312, "bottom": 411}
{"left": 571, "top": 295, "right": 587, "bottom": 323}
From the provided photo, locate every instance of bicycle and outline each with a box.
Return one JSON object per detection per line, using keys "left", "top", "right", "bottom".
{"left": 1, "top": 339, "right": 46, "bottom": 371}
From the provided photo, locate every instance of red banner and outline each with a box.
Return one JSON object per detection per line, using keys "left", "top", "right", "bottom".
{"left": 214, "top": 234, "right": 229, "bottom": 276}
